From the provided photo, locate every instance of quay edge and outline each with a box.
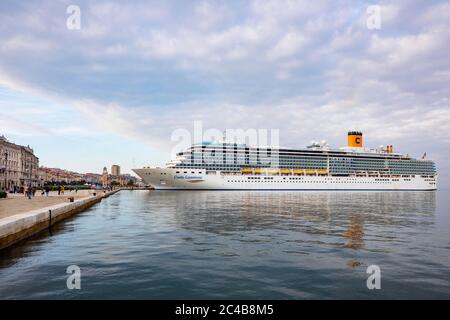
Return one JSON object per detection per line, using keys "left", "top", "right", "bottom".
{"left": 0, "top": 189, "right": 121, "bottom": 251}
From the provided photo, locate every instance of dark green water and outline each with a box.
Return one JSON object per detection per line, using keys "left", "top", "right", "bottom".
{"left": 0, "top": 190, "right": 449, "bottom": 299}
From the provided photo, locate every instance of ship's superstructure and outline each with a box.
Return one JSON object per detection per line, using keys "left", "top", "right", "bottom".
{"left": 133, "top": 131, "right": 437, "bottom": 190}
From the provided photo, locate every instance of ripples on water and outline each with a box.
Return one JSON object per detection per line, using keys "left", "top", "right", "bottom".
{"left": 0, "top": 190, "right": 449, "bottom": 299}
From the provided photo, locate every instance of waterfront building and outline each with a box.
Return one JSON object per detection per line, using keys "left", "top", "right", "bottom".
{"left": 101, "top": 166, "right": 109, "bottom": 187}
{"left": 111, "top": 165, "right": 121, "bottom": 176}
{"left": 117, "top": 173, "right": 138, "bottom": 186}
{"left": 0, "top": 135, "right": 39, "bottom": 190}
{"left": 108, "top": 173, "right": 138, "bottom": 186}
{"left": 84, "top": 173, "right": 102, "bottom": 185}
{"left": 38, "top": 165, "right": 135, "bottom": 187}
{"left": 39, "top": 167, "right": 84, "bottom": 184}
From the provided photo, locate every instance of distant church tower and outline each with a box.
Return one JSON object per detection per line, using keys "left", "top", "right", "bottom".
{"left": 101, "top": 166, "right": 109, "bottom": 187}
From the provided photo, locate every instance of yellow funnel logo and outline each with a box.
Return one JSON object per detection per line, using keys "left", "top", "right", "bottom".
{"left": 348, "top": 131, "right": 363, "bottom": 148}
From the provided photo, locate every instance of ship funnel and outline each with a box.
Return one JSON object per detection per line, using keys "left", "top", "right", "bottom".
{"left": 348, "top": 131, "right": 363, "bottom": 148}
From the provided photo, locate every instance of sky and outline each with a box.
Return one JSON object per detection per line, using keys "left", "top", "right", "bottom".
{"left": 0, "top": 0, "right": 449, "bottom": 183}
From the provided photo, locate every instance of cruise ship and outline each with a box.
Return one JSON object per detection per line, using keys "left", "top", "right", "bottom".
{"left": 133, "top": 131, "right": 437, "bottom": 190}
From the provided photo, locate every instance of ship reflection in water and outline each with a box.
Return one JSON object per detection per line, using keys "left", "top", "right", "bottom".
{"left": 172, "top": 191, "right": 436, "bottom": 247}
{"left": 0, "top": 190, "right": 448, "bottom": 299}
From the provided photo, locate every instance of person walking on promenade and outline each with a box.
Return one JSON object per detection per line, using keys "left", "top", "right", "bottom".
{"left": 61, "top": 185, "right": 65, "bottom": 195}
{"left": 26, "top": 185, "right": 32, "bottom": 200}
{"left": 58, "top": 185, "right": 61, "bottom": 195}
{"left": 45, "top": 185, "right": 50, "bottom": 197}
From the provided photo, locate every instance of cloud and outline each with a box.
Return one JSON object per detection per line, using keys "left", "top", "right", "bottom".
{"left": 0, "top": 35, "right": 55, "bottom": 53}
{"left": 250, "top": 0, "right": 327, "bottom": 20}
{"left": 268, "top": 31, "right": 309, "bottom": 60}
{"left": 0, "top": 112, "right": 51, "bottom": 136}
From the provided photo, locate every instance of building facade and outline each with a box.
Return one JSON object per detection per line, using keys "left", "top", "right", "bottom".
{"left": 84, "top": 173, "right": 102, "bottom": 185}
{"left": 101, "top": 166, "right": 109, "bottom": 187}
{"left": 39, "top": 167, "right": 84, "bottom": 184}
{"left": 0, "top": 135, "right": 40, "bottom": 190}
{"left": 111, "top": 165, "right": 121, "bottom": 176}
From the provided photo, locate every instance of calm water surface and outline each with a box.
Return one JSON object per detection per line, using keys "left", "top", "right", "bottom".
{"left": 0, "top": 190, "right": 449, "bottom": 299}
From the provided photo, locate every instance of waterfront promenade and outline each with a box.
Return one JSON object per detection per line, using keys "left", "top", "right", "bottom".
{"left": 0, "top": 189, "right": 120, "bottom": 250}
{"left": 0, "top": 190, "right": 93, "bottom": 220}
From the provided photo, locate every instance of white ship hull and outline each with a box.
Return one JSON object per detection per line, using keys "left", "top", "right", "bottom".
{"left": 133, "top": 168, "right": 437, "bottom": 191}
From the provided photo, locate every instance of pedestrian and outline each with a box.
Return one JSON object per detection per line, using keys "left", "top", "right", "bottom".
{"left": 58, "top": 185, "right": 61, "bottom": 195}
{"left": 61, "top": 185, "right": 65, "bottom": 195}
{"left": 26, "top": 186, "right": 32, "bottom": 200}
{"left": 45, "top": 185, "right": 50, "bottom": 196}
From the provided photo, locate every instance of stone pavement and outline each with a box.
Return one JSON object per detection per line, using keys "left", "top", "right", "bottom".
{"left": 0, "top": 190, "right": 99, "bottom": 220}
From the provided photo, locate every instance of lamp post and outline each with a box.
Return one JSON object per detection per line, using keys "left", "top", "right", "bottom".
{"left": 4, "top": 151, "right": 8, "bottom": 191}
{"left": 29, "top": 156, "right": 32, "bottom": 187}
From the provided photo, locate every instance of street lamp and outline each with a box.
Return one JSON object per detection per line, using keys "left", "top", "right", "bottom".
{"left": 4, "top": 151, "right": 8, "bottom": 191}
{"left": 29, "top": 156, "right": 32, "bottom": 187}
